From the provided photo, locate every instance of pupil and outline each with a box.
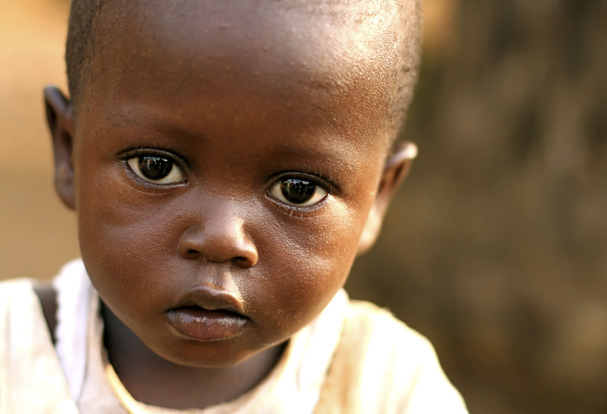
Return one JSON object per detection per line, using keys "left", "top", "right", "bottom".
{"left": 281, "top": 179, "right": 316, "bottom": 204}
{"left": 138, "top": 156, "right": 172, "bottom": 180}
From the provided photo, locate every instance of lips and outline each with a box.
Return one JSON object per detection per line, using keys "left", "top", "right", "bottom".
{"left": 167, "top": 307, "right": 248, "bottom": 341}
{"left": 165, "top": 286, "right": 249, "bottom": 342}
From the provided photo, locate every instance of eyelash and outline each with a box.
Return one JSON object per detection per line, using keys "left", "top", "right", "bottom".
{"left": 119, "top": 149, "right": 334, "bottom": 212}
{"left": 121, "top": 148, "right": 189, "bottom": 187}
{"left": 265, "top": 173, "right": 333, "bottom": 213}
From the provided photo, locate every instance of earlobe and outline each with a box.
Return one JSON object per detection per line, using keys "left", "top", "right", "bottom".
{"left": 44, "top": 86, "right": 76, "bottom": 210}
{"left": 357, "top": 141, "right": 417, "bottom": 255}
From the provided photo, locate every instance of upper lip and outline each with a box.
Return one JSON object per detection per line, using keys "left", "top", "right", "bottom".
{"left": 170, "top": 285, "right": 246, "bottom": 316}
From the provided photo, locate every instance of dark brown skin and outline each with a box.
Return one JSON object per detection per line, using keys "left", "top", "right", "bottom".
{"left": 43, "top": 1, "right": 415, "bottom": 410}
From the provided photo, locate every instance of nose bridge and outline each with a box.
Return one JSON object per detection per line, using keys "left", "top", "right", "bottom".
{"left": 179, "top": 195, "right": 258, "bottom": 267}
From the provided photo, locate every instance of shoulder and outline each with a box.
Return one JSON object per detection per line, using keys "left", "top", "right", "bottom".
{"left": 342, "top": 300, "right": 445, "bottom": 382}
{"left": 344, "top": 299, "right": 422, "bottom": 338}
{"left": 0, "top": 277, "right": 38, "bottom": 302}
{"left": 34, "top": 283, "right": 58, "bottom": 342}
{"left": 0, "top": 279, "right": 79, "bottom": 412}
{"left": 342, "top": 299, "right": 435, "bottom": 359}
{"left": 0, "top": 278, "right": 57, "bottom": 342}
{"left": 316, "top": 298, "right": 468, "bottom": 414}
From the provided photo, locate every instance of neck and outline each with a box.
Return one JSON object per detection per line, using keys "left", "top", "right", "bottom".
{"left": 101, "top": 302, "right": 286, "bottom": 410}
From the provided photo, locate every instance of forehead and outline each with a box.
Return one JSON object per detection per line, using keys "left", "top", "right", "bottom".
{"left": 83, "top": 1, "right": 399, "bottom": 131}
{"left": 93, "top": 0, "right": 401, "bottom": 73}
{"left": 93, "top": 0, "right": 398, "bottom": 99}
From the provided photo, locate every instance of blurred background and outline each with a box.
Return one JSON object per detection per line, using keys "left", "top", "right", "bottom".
{"left": 1, "top": 0, "right": 605, "bottom": 412}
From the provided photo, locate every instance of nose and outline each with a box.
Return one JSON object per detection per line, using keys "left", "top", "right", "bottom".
{"left": 178, "top": 202, "right": 258, "bottom": 268}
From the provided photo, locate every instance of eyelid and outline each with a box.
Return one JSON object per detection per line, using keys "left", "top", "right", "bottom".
{"left": 267, "top": 171, "right": 337, "bottom": 193}
{"left": 265, "top": 172, "right": 333, "bottom": 212}
{"left": 268, "top": 180, "right": 327, "bottom": 207}
{"left": 119, "top": 147, "right": 190, "bottom": 169}
{"left": 120, "top": 147, "right": 189, "bottom": 186}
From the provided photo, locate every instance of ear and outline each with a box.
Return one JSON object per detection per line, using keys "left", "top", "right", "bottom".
{"left": 44, "top": 86, "right": 76, "bottom": 210}
{"left": 357, "top": 141, "right": 417, "bottom": 255}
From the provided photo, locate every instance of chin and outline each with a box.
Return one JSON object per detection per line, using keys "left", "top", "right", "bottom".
{"left": 151, "top": 340, "right": 274, "bottom": 369}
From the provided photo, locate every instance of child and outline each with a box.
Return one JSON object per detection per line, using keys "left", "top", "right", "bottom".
{"left": 0, "top": 0, "right": 468, "bottom": 412}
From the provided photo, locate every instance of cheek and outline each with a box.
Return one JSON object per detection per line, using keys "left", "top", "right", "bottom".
{"left": 252, "top": 202, "right": 365, "bottom": 326}
{"left": 75, "top": 167, "right": 183, "bottom": 298}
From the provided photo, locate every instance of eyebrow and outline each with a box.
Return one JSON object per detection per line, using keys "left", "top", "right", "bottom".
{"left": 265, "top": 140, "right": 360, "bottom": 179}
{"left": 93, "top": 101, "right": 368, "bottom": 179}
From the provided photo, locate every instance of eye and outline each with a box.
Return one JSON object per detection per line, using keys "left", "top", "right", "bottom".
{"left": 127, "top": 156, "right": 185, "bottom": 185}
{"left": 268, "top": 177, "right": 327, "bottom": 207}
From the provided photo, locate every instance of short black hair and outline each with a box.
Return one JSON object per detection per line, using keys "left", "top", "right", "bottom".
{"left": 65, "top": 0, "right": 422, "bottom": 137}
{"left": 65, "top": 0, "right": 102, "bottom": 110}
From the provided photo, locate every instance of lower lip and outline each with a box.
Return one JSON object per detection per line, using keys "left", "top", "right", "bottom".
{"left": 167, "top": 307, "right": 248, "bottom": 342}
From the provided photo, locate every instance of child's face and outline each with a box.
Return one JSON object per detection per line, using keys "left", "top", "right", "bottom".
{"left": 49, "top": 2, "right": 408, "bottom": 367}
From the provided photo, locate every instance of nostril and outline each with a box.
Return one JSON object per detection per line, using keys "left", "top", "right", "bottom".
{"left": 234, "top": 256, "right": 254, "bottom": 268}
{"left": 185, "top": 249, "right": 200, "bottom": 259}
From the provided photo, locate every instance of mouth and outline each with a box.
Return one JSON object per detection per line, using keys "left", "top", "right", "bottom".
{"left": 166, "top": 286, "right": 249, "bottom": 342}
{"left": 167, "top": 306, "right": 248, "bottom": 342}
